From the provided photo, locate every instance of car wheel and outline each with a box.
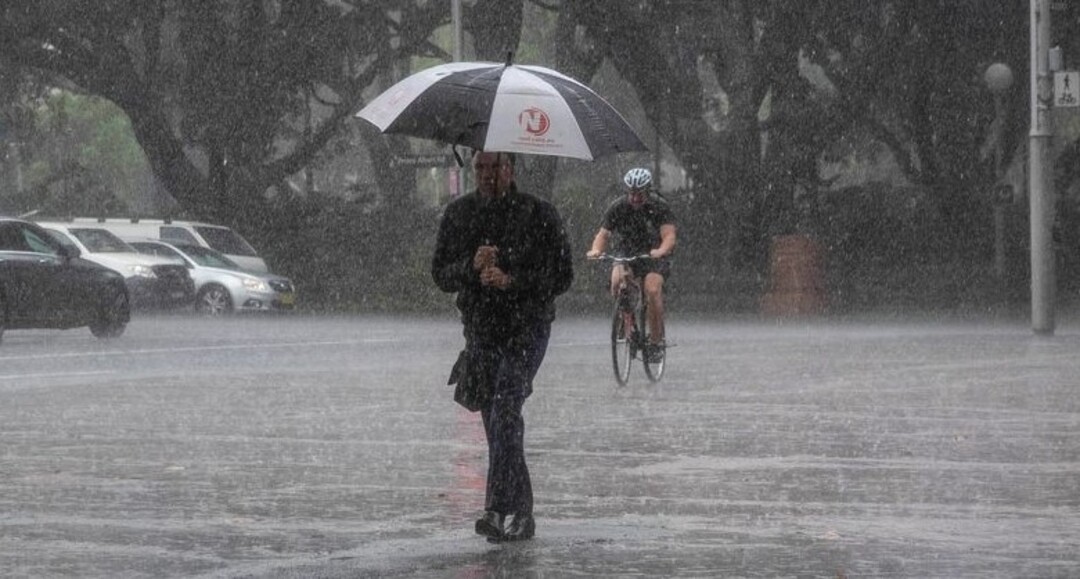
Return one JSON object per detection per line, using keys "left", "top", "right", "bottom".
{"left": 197, "top": 285, "right": 233, "bottom": 316}
{"left": 90, "top": 287, "right": 129, "bottom": 339}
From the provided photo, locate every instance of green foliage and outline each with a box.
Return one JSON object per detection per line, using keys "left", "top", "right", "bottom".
{"left": 1, "top": 89, "right": 148, "bottom": 216}
{"left": 515, "top": 2, "right": 556, "bottom": 65}
{"left": 2, "top": 0, "right": 454, "bottom": 224}
{"left": 64, "top": 94, "right": 149, "bottom": 204}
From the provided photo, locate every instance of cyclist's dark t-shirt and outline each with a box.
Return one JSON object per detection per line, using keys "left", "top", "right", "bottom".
{"left": 602, "top": 197, "right": 676, "bottom": 256}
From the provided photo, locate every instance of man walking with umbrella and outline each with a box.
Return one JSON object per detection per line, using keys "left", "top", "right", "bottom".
{"left": 432, "top": 150, "right": 574, "bottom": 542}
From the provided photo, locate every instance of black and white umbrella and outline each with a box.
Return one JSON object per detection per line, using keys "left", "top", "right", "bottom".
{"left": 356, "top": 61, "right": 647, "bottom": 161}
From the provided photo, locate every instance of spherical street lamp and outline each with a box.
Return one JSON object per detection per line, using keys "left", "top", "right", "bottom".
{"left": 985, "top": 62, "right": 1015, "bottom": 94}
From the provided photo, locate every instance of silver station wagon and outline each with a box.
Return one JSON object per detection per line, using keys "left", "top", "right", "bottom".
{"left": 127, "top": 239, "right": 296, "bottom": 316}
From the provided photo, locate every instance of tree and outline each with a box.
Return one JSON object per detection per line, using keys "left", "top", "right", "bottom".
{"left": 805, "top": 1, "right": 1028, "bottom": 253}
{"left": 558, "top": 0, "right": 1030, "bottom": 269}
{"left": 0, "top": 64, "right": 149, "bottom": 218}
{"left": 0, "top": 0, "right": 450, "bottom": 229}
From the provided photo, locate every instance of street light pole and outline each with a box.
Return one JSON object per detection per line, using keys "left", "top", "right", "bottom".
{"left": 1030, "top": 0, "right": 1055, "bottom": 335}
{"left": 451, "top": 0, "right": 463, "bottom": 62}
{"left": 994, "top": 92, "right": 1008, "bottom": 280}
{"left": 985, "top": 62, "right": 1014, "bottom": 284}
{"left": 449, "top": 0, "right": 464, "bottom": 197}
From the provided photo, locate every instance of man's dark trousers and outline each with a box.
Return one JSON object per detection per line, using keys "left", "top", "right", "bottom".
{"left": 479, "top": 322, "right": 550, "bottom": 517}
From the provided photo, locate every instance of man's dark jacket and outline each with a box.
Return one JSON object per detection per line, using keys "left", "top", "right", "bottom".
{"left": 432, "top": 186, "right": 574, "bottom": 342}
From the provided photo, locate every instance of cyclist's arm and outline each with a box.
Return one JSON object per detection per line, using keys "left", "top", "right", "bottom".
{"left": 586, "top": 227, "right": 612, "bottom": 258}
{"left": 650, "top": 223, "right": 676, "bottom": 259}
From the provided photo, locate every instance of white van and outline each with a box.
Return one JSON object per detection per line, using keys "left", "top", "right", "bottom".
{"left": 66, "top": 218, "right": 268, "bottom": 272}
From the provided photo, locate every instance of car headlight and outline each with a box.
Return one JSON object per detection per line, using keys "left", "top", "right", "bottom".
{"left": 129, "top": 265, "right": 157, "bottom": 278}
{"left": 242, "top": 277, "right": 269, "bottom": 292}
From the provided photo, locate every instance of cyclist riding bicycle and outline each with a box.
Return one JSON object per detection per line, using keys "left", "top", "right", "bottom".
{"left": 586, "top": 167, "right": 677, "bottom": 361}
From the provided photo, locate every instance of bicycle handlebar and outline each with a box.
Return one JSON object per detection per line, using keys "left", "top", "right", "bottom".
{"left": 588, "top": 253, "right": 652, "bottom": 263}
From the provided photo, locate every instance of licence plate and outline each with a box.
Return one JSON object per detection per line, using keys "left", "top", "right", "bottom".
{"left": 280, "top": 292, "right": 295, "bottom": 305}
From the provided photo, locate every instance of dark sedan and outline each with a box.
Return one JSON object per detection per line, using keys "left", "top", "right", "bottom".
{"left": 0, "top": 217, "right": 130, "bottom": 344}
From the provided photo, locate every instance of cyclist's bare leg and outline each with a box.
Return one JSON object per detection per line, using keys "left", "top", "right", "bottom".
{"left": 611, "top": 265, "right": 638, "bottom": 340}
{"left": 643, "top": 272, "right": 665, "bottom": 345}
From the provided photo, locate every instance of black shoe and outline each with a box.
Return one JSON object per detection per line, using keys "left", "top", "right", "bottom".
{"left": 475, "top": 511, "right": 504, "bottom": 540}
{"left": 645, "top": 342, "right": 665, "bottom": 363}
{"left": 500, "top": 513, "right": 535, "bottom": 542}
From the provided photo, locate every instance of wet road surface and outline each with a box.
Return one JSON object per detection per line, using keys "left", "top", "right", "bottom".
{"left": 1, "top": 314, "right": 1078, "bottom": 577}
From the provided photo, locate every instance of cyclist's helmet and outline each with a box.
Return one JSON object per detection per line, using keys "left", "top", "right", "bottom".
{"left": 623, "top": 167, "right": 653, "bottom": 191}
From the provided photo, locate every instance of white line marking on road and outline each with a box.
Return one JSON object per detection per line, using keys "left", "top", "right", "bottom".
{"left": 0, "top": 338, "right": 399, "bottom": 362}
{"left": 0, "top": 370, "right": 116, "bottom": 380}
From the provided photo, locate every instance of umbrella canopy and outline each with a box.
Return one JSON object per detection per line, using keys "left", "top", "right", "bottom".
{"left": 356, "top": 61, "right": 648, "bottom": 161}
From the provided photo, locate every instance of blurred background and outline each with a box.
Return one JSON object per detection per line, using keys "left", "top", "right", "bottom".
{"left": 3, "top": 1, "right": 1080, "bottom": 317}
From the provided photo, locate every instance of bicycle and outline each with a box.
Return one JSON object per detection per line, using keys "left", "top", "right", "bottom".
{"left": 591, "top": 254, "right": 667, "bottom": 386}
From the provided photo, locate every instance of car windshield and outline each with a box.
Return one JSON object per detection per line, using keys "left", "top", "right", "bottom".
{"left": 69, "top": 228, "right": 136, "bottom": 253}
{"left": 45, "top": 229, "right": 79, "bottom": 251}
{"left": 177, "top": 244, "right": 241, "bottom": 269}
{"left": 160, "top": 226, "right": 199, "bottom": 245}
{"left": 0, "top": 222, "right": 59, "bottom": 254}
{"left": 194, "top": 226, "right": 258, "bottom": 256}
{"left": 131, "top": 242, "right": 186, "bottom": 264}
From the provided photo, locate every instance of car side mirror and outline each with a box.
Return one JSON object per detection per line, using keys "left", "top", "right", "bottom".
{"left": 57, "top": 245, "right": 81, "bottom": 260}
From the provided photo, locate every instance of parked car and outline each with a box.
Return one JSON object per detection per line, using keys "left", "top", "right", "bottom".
{"left": 126, "top": 239, "right": 295, "bottom": 315}
{"left": 35, "top": 222, "right": 195, "bottom": 310}
{"left": 0, "top": 217, "right": 130, "bottom": 344}
{"left": 67, "top": 218, "right": 269, "bottom": 272}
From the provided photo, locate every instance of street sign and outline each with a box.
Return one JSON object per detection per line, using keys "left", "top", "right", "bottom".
{"left": 1054, "top": 71, "right": 1080, "bottom": 107}
{"left": 389, "top": 153, "right": 455, "bottom": 169}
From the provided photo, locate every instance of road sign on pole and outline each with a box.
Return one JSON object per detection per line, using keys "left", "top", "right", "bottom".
{"left": 1053, "top": 71, "right": 1080, "bottom": 107}
{"left": 389, "top": 154, "right": 455, "bottom": 169}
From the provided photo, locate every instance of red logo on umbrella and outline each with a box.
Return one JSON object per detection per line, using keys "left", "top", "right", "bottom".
{"left": 519, "top": 107, "right": 551, "bottom": 136}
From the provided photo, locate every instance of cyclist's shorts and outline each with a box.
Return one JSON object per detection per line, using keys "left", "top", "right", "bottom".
{"left": 626, "top": 257, "right": 672, "bottom": 281}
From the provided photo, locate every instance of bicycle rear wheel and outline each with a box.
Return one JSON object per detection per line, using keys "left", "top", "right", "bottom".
{"left": 641, "top": 298, "right": 666, "bottom": 382}
{"left": 610, "top": 301, "right": 633, "bottom": 386}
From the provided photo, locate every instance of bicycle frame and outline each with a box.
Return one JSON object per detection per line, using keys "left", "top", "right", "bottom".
{"left": 593, "top": 254, "right": 666, "bottom": 385}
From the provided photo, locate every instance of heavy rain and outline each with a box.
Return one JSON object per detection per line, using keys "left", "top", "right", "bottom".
{"left": 1, "top": 1, "right": 1079, "bottom": 577}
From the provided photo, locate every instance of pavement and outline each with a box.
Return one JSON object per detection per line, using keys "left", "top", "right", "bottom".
{"left": 1, "top": 314, "right": 1078, "bottom": 578}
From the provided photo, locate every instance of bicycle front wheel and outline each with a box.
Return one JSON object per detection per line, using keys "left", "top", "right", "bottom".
{"left": 641, "top": 300, "right": 666, "bottom": 382}
{"left": 611, "top": 302, "right": 633, "bottom": 386}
